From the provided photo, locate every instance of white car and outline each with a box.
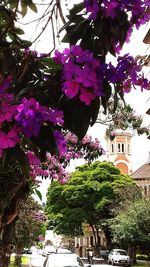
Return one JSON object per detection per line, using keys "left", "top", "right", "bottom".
{"left": 108, "top": 249, "right": 131, "bottom": 266}
{"left": 43, "top": 253, "right": 85, "bottom": 267}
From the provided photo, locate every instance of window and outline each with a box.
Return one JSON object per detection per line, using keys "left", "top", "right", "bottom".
{"left": 90, "top": 236, "right": 93, "bottom": 246}
{"left": 117, "top": 143, "right": 121, "bottom": 152}
{"left": 127, "top": 144, "right": 130, "bottom": 154}
{"left": 111, "top": 143, "right": 114, "bottom": 154}
{"left": 122, "top": 143, "right": 124, "bottom": 153}
{"left": 117, "top": 143, "right": 125, "bottom": 153}
{"left": 98, "top": 236, "right": 101, "bottom": 246}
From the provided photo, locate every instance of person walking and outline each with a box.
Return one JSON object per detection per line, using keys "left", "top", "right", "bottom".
{"left": 89, "top": 249, "right": 93, "bottom": 264}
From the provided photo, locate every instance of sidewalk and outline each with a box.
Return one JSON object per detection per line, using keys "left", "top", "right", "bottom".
{"left": 82, "top": 257, "right": 106, "bottom": 265}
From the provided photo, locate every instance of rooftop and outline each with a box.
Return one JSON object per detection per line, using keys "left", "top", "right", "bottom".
{"left": 131, "top": 162, "right": 150, "bottom": 179}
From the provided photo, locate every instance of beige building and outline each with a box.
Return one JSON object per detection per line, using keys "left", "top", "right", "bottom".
{"left": 75, "top": 225, "right": 106, "bottom": 257}
{"left": 131, "top": 154, "right": 150, "bottom": 198}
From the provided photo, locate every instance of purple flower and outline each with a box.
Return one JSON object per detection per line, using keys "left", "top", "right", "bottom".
{"left": 0, "top": 75, "right": 12, "bottom": 92}
{"left": 54, "top": 45, "right": 103, "bottom": 105}
{"left": 84, "top": 0, "right": 150, "bottom": 43}
{"left": 15, "top": 98, "right": 64, "bottom": 138}
{"left": 84, "top": 0, "right": 99, "bottom": 20}
{"left": 53, "top": 130, "right": 67, "bottom": 156}
{"left": 0, "top": 126, "right": 20, "bottom": 157}
{"left": 63, "top": 80, "right": 80, "bottom": 98}
{"left": 79, "top": 87, "right": 95, "bottom": 105}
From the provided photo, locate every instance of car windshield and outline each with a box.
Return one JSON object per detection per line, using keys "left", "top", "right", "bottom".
{"left": 47, "top": 254, "right": 84, "bottom": 267}
{"left": 116, "top": 251, "right": 127, "bottom": 255}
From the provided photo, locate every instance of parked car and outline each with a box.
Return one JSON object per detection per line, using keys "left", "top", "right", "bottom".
{"left": 56, "top": 247, "right": 72, "bottom": 253}
{"left": 43, "top": 253, "right": 85, "bottom": 267}
{"left": 100, "top": 250, "right": 110, "bottom": 260}
{"left": 108, "top": 249, "right": 131, "bottom": 266}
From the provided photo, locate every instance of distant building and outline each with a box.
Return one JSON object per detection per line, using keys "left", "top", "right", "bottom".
{"left": 106, "top": 129, "right": 133, "bottom": 175}
{"left": 131, "top": 153, "right": 150, "bottom": 197}
{"left": 75, "top": 225, "right": 106, "bottom": 257}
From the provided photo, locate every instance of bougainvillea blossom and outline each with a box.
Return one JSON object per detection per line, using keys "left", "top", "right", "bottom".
{"left": 84, "top": 0, "right": 150, "bottom": 29}
{"left": 106, "top": 54, "right": 148, "bottom": 93}
{"left": 54, "top": 45, "right": 104, "bottom": 105}
{"left": 0, "top": 127, "right": 20, "bottom": 156}
{"left": 0, "top": 77, "right": 65, "bottom": 158}
{"left": 26, "top": 132, "right": 104, "bottom": 183}
{"left": 15, "top": 98, "right": 64, "bottom": 138}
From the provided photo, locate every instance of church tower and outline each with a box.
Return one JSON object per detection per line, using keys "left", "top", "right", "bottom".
{"left": 106, "top": 130, "right": 133, "bottom": 175}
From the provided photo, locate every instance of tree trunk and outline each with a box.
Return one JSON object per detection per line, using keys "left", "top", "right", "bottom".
{"left": 102, "top": 226, "right": 112, "bottom": 249}
{"left": 0, "top": 247, "right": 10, "bottom": 267}
{"left": 14, "top": 244, "right": 23, "bottom": 267}
{"left": 128, "top": 245, "right": 137, "bottom": 264}
{"left": 0, "top": 221, "right": 16, "bottom": 267}
{"left": 91, "top": 224, "right": 100, "bottom": 255}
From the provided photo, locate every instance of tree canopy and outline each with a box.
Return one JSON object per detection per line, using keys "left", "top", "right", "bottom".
{"left": 14, "top": 197, "right": 46, "bottom": 266}
{"left": 111, "top": 197, "right": 150, "bottom": 247}
{"left": 45, "top": 161, "right": 138, "bottom": 249}
{"left": 111, "top": 197, "right": 150, "bottom": 263}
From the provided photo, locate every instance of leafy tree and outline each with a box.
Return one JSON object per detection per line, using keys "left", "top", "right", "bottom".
{"left": 45, "top": 161, "right": 137, "bottom": 252}
{"left": 97, "top": 101, "right": 150, "bottom": 139}
{"left": 0, "top": 1, "right": 148, "bottom": 266}
{"left": 13, "top": 197, "right": 47, "bottom": 267}
{"left": 111, "top": 198, "right": 150, "bottom": 263}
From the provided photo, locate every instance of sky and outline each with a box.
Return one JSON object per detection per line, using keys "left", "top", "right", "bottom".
{"left": 18, "top": 2, "right": 150, "bottom": 202}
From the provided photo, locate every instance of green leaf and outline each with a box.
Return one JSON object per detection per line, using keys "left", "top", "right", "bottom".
{"left": 34, "top": 188, "right": 42, "bottom": 201}
{"left": 28, "top": 2, "right": 38, "bottom": 13}
{"left": 40, "top": 58, "right": 61, "bottom": 70}
{"left": 11, "top": 27, "right": 25, "bottom": 35}
{"left": 61, "top": 33, "right": 70, "bottom": 43}
{"left": 20, "top": 1, "right": 28, "bottom": 17}
{"left": 8, "top": 1, "right": 19, "bottom": 10}
{"left": 69, "top": 2, "right": 85, "bottom": 15}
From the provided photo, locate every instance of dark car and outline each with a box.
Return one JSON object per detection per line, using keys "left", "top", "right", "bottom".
{"left": 100, "top": 250, "right": 110, "bottom": 260}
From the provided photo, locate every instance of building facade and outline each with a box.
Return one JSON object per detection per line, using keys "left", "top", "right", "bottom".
{"left": 131, "top": 154, "right": 150, "bottom": 198}
{"left": 75, "top": 225, "right": 106, "bottom": 257}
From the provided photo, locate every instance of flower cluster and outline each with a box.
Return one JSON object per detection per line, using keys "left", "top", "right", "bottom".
{"left": 106, "top": 54, "right": 148, "bottom": 93}
{"left": 27, "top": 132, "right": 105, "bottom": 183}
{"left": 84, "top": 0, "right": 150, "bottom": 29}
{"left": 54, "top": 46, "right": 148, "bottom": 101}
{"left": 15, "top": 97, "right": 64, "bottom": 138}
{"left": 0, "top": 76, "right": 65, "bottom": 157}
{"left": 54, "top": 45, "right": 104, "bottom": 105}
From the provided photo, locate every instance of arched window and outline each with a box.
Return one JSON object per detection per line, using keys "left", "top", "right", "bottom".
{"left": 127, "top": 144, "right": 130, "bottom": 154}
{"left": 90, "top": 236, "right": 93, "bottom": 246}
{"left": 117, "top": 143, "right": 121, "bottom": 152}
{"left": 111, "top": 143, "right": 114, "bottom": 154}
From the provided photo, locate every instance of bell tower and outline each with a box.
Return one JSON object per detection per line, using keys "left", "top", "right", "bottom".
{"left": 106, "top": 130, "right": 133, "bottom": 175}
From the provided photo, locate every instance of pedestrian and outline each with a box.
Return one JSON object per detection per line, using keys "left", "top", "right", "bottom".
{"left": 89, "top": 249, "right": 93, "bottom": 264}
{"left": 86, "top": 248, "right": 90, "bottom": 264}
